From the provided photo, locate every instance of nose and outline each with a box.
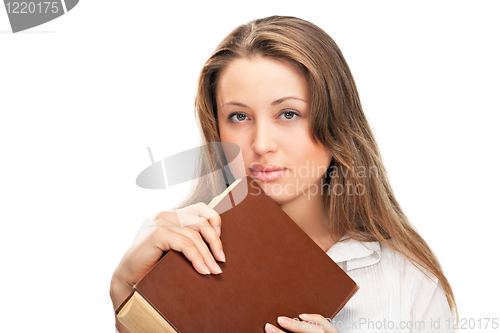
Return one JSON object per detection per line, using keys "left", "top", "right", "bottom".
{"left": 251, "top": 120, "right": 279, "bottom": 155}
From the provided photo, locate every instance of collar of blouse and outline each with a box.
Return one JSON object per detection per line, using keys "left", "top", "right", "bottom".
{"left": 326, "top": 236, "right": 381, "bottom": 271}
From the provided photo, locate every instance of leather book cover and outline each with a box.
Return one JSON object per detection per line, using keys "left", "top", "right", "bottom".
{"left": 118, "top": 176, "right": 358, "bottom": 332}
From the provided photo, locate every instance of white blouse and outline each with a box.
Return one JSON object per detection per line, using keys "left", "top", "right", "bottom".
{"left": 326, "top": 237, "right": 456, "bottom": 333}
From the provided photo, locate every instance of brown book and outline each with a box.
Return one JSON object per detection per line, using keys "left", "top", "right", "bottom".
{"left": 116, "top": 176, "right": 358, "bottom": 333}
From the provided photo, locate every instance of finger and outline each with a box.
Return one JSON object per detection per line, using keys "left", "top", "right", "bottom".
{"left": 274, "top": 315, "right": 335, "bottom": 332}
{"left": 153, "top": 210, "right": 209, "bottom": 229}
{"left": 147, "top": 218, "right": 221, "bottom": 275}
{"left": 278, "top": 317, "right": 312, "bottom": 332}
{"left": 137, "top": 219, "right": 213, "bottom": 276}
{"left": 155, "top": 227, "right": 213, "bottom": 276}
{"left": 118, "top": 219, "right": 176, "bottom": 282}
{"left": 152, "top": 209, "right": 225, "bottom": 264}
{"left": 189, "top": 219, "right": 225, "bottom": 263}
{"left": 299, "top": 314, "right": 338, "bottom": 333}
{"left": 176, "top": 203, "right": 222, "bottom": 236}
{"left": 154, "top": 210, "right": 179, "bottom": 225}
{"left": 114, "top": 219, "right": 208, "bottom": 286}
{"left": 169, "top": 223, "right": 223, "bottom": 274}
{"left": 175, "top": 204, "right": 225, "bottom": 262}
{"left": 265, "top": 323, "right": 286, "bottom": 333}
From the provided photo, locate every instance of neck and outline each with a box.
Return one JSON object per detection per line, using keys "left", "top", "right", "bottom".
{"left": 279, "top": 186, "right": 338, "bottom": 252}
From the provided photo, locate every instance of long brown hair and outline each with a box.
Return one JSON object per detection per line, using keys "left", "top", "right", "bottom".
{"left": 175, "top": 15, "right": 457, "bottom": 316}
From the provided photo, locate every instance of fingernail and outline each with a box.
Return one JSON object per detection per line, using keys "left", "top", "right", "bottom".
{"left": 203, "top": 264, "right": 211, "bottom": 275}
{"left": 219, "top": 248, "right": 226, "bottom": 262}
{"left": 265, "top": 323, "right": 278, "bottom": 333}
{"left": 216, "top": 226, "right": 221, "bottom": 237}
{"left": 213, "top": 262, "right": 222, "bottom": 274}
{"left": 299, "top": 313, "right": 311, "bottom": 320}
{"left": 277, "top": 317, "right": 291, "bottom": 326}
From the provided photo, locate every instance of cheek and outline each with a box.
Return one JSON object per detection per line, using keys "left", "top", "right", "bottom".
{"left": 218, "top": 121, "right": 230, "bottom": 142}
{"left": 283, "top": 129, "right": 316, "bottom": 157}
{"left": 219, "top": 124, "right": 237, "bottom": 144}
{"left": 286, "top": 134, "right": 330, "bottom": 171}
{"left": 219, "top": 125, "right": 249, "bottom": 157}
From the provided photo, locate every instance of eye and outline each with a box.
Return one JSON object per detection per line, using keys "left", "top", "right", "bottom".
{"left": 227, "top": 112, "right": 247, "bottom": 122}
{"left": 227, "top": 110, "right": 301, "bottom": 123}
{"left": 279, "top": 110, "right": 300, "bottom": 120}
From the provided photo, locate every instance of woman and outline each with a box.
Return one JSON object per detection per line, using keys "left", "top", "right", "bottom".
{"left": 111, "top": 16, "right": 457, "bottom": 332}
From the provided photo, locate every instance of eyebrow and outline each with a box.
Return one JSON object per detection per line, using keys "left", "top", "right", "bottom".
{"left": 221, "top": 96, "right": 308, "bottom": 109}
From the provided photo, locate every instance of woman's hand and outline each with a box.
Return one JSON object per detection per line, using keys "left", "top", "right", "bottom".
{"left": 110, "top": 202, "right": 225, "bottom": 310}
{"left": 265, "top": 314, "right": 338, "bottom": 333}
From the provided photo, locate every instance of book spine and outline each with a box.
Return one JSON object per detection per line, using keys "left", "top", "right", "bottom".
{"left": 117, "top": 291, "right": 180, "bottom": 333}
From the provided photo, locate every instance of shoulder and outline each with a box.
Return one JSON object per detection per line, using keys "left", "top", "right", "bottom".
{"left": 327, "top": 239, "right": 451, "bottom": 322}
{"left": 328, "top": 236, "right": 438, "bottom": 282}
{"left": 328, "top": 237, "right": 444, "bottom": 305}
{"left": 331, "top": 238, "right": 454, "bottom": 331}
{"left": 379, "top": 240, "right": 438, "bottom": 286}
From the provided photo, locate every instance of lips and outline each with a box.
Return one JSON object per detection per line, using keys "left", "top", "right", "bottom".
{"left": 250, "top": 164, "right": 287, "bottom": 182}
{"left": 250, "top": 164, "right": 285, "bottom": 171}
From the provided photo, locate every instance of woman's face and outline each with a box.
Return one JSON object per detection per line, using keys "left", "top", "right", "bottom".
{"left": 216, "top": 56, "right": 331, "bottom": 205}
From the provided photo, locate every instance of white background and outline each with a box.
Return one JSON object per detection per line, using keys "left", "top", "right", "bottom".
{"left": 1, "top": 1, "right": 498, "bottom": 332}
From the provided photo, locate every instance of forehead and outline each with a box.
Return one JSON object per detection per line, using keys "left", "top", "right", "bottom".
{"left": 216, "top": 56, "right": 309, "bottom": 103}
